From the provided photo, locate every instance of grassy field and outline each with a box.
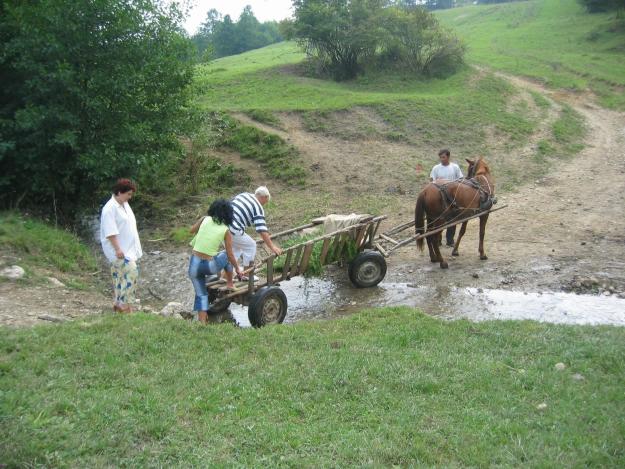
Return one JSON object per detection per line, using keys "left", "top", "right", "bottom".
{"left": 0, "top": 212, "right": 98, "bottom": 289}
{"left": 436, "top": 0, "right": 625, "bottom": 109}
{"left": 1, "top": 310, "right": 624, "bottom": 466}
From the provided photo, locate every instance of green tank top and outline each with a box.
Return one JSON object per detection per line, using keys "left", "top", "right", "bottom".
{"left": 190, "top": 217, "right": 228, "bottom": 256}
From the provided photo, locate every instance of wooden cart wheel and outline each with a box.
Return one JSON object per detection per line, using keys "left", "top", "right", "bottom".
{"left": 248, "top": 286, "right": 288, "bottom": 328}
{"left": 348, "top": 251, "right": 387, "bottom": 288}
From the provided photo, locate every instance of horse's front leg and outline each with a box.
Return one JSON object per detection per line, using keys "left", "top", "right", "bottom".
{"left": 452, "top": 221, "right": 468, "bottom": 257}
{"left": 478, "top": 214, "right": 490, "bottom": 260}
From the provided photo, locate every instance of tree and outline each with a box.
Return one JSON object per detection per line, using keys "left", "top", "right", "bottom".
{"left": 235, "top": 5, "right": 264, "bottom": 53}
{"left": 425, "top": 0, "right": 454, "bottom": 10}
{"left": 291, "top": 0, "right": 386, "bottom": 80}
{"left": 380, "top": 6, "right": 465, "bottom": 75}
{"left": 0, "top": 0, "right": 194, "bottom": 219}
{"left": 191, "top": 6, "right": 283, "bottom": 59}
{"left": 212, "top": 15, "right": 239, "bottom": 57}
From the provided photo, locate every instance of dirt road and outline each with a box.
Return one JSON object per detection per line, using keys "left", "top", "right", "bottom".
{"left": 389, "top": 73, "right": 625, "bottom": 296}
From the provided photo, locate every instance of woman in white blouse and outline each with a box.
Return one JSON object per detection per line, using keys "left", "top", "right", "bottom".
{"left": 100, "top": 178, "right": 142, "bottom": 313}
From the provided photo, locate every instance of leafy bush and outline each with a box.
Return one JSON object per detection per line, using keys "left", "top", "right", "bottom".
{"left": 288, "top": 0, "right": 465, "bottom": 80}
{"left": 579, "top": 0, "right": 625, "bottom": 14}
{"left": 0, "top": 0, "right": 194, "bottom": 221}
{"left": 379, "top": 6, "right": 466, "bottom": 76}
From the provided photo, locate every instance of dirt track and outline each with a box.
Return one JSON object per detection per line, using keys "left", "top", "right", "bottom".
{"left": 389, "top": 73, "right": 625, "bottom": 296}
{"left": 2, "top": 73, "right": 625, "bottom": 327}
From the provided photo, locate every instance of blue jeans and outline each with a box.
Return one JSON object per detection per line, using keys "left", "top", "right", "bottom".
{"left": 188, "top": 252, "right": 233, "bottom": 312}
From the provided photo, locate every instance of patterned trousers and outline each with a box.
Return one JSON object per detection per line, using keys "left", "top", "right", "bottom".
{"left": 110, "top": 258, "right": 139, "bottom": 306}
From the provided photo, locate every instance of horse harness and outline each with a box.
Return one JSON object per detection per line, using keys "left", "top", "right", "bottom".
{"left": 433, "top": 176, "right": 496, "bottom": 219}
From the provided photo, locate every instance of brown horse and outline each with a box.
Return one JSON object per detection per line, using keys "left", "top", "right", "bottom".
{"left": 414, "top": 157, "right": 495, "bottom": 268}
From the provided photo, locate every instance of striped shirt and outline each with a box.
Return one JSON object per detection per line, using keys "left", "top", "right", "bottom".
{"left": 229, "top": 192, "right": 267, "bottom": 235}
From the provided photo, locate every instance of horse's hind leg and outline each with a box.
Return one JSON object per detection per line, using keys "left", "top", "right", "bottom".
{"left": 431, "top": 235, "right": 448, "bottom": 269}
{"left": 478, "top": 214, "right": 490, "bottom": 260}
{"left": 426, "top": 236, "right": 437, "bottom": 263}
{"left": 451, "top": 221, "right": 468, "bottom": 257}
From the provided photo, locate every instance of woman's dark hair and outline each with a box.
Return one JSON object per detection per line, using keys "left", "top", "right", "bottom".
{"left": 207, "top": 198, "right": 234, "bottom": 226}
{"left": 112, "top": 178, "right": 137, "bottom": 195}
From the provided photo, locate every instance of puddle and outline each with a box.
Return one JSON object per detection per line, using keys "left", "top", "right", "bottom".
{"left": 229, "top": 276, "right": 625, "bottom": 327}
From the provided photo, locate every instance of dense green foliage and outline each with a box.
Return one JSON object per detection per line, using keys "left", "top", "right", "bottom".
{"left": 287, "top": 0, "right": 464, "bottom": 80}
{"left": 436, "top": 0, "right": 625, "bottom": 109}
{"left": 579, "top": 0, "right": 625, "bottom": 13}
{"left": 1, "top": 310, "right": 624, "bottom": 465}
{"left": 191, "top": 6, "right": 283, "bottom": 60}
{"left": 0, "top": 212, "right": 97, "bottom": 274}
{"left": 0, "top": 0, "right": 194, "bottom": 219}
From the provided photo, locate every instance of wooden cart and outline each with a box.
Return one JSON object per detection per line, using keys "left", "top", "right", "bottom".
{"left": 207, "top": 205, "right": 506, "bottom": 327}
{"left": 206, "top": 215, "right": 388, "bottom": 327}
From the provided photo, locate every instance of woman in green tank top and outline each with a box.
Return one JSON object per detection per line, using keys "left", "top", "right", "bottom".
{"left": 188, "top": 199, "right": 243, "bottom": 324}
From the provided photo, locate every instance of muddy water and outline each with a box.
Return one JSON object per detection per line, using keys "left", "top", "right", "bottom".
{"left": 228, "top": 272, "right": 625, "bottom": 328}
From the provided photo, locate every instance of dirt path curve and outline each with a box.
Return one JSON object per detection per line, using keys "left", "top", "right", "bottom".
{"left": 389, "top": 72, "right": 625, "bottom": 295}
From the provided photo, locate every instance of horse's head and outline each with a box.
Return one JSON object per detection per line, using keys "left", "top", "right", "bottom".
{"left": 466, "top": 157, "right": 490, "bottom": 178}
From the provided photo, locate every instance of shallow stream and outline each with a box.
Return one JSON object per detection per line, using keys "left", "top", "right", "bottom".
{"left": 229, "top": 275, "right": 625, "bottom": 328}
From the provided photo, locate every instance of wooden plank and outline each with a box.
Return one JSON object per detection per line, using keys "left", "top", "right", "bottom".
{"left": 319, "top": 238, "right": 332, "bottom": 265}
{"left": 256, "top": 222, "right": 318, "bottom": 243}
{"left": 248, "top": 268, "right": 254, "bottom": 294}
{"left": 355, "top": 226, "right": 367, "bottom": 249}
{"left": 266, "top": 256, "right": 274, "bottom": 285}
{"left": 281, "top": 249, "right": 293, "bottom": 281}
{"left": 288, "top": 245, "right": 304, "bottom": 278}
{"left": 334, "top": 232, "right": 348, "bottom": 262}
{"left": 386, "top": 205, "right": 508, "bottom": 254}
{"left": 298, "top": 242, "right": 315, "bottom": 276}
{"left": 374, "top": 242, "right": 389, "bottom": 258}
{"left": 385, "top": 219, "right": 416, "bottom": 236}
{"left": 364, "top": 222, "right": 377, "bottom": 248}
{"left": 379, "top": 233, "right": 400, "bottom": 245}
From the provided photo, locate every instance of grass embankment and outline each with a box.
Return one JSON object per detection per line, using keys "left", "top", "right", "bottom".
{"left": 1, "top": 310, "right": 624, "bottom": 466}
{"left": 0, "top": 213, "right": 97, "bottom": 289}
{"left": 436, "top": 0, "right": 625, "bottom": 110}
{"left": 192, "top": 42, "right": 583, "bottom": 221}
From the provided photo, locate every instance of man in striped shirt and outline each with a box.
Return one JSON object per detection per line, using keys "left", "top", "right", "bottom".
{"left": 230, "top": 186, "right": 283, "bottom": 270}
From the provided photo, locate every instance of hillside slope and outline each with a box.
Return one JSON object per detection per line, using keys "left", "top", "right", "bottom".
{"left": 436, "top": 0, "right": 625, "bottom": 109}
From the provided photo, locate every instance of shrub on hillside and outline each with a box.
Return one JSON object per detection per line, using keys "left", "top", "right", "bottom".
{"left": 379, "top": 6, "right": 466, "bottom": 76}
{"left": 288, "top": 0, "right": 465, "bottom": 80}
{"left": 579, "top": 0, "right": 625, "bottom": 14}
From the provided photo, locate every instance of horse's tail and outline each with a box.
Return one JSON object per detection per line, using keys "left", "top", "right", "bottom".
{"left": 415, "top": 190, "right": 426, "bottom": 252}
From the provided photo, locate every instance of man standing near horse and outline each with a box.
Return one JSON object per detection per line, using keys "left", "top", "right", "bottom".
{"left": 429, "top": 149, "right": 463, "bottom": 246}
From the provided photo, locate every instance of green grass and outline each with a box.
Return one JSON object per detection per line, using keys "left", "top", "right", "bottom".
{"left": 436, "top": 0, "right": 625, "bottom": 109}
{"left": 552, "top": 104, "right": 586, "bottom": 155}
{"left": 195, "top": 43, "right": 480, "bottom": 111}
{"left": 219, "top": 114, "right": 306, "bottom": 184}
{"left": 245, "top": 109, "right": 282, "bottom": 128}
{"left": 1, "top": 310, "right": 624, "bottom": 466}
{"left": 0, "top": 212, "right": 97, "bottom": 275}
